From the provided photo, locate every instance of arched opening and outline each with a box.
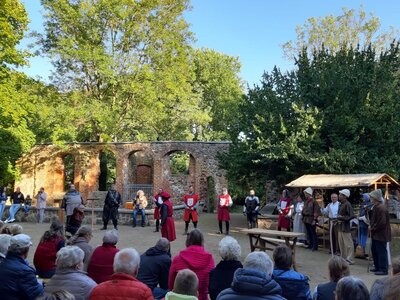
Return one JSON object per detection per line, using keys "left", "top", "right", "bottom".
{"left": 206, "top": 176, "right": 216, "bottom": 213}
{"left": 63, "top": 154, "right": 75, "bottom": 191}
{"left": 169, "top": 152, "right": 190, "bottom": 175}
{"left": 98, "top": 150, "right": 116, "bottom": 191}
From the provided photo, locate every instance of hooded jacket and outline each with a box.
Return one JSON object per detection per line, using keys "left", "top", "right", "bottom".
{"left": 217, "top": 268, "right": 285, "bottom": 300}
{"left": 272, "top": 269, "right": 311, "bottom": 300}
{"left": 137, "top": 246, "right": 171, "bottom": 290}
{"left": 165, "top": 291, "right": 198, "bottom": 300}
{"left": 209, "top": 260, "right": 243, "bottom": 300}
{"left": 169, "top": 245, "right": 215, "bottom": 300}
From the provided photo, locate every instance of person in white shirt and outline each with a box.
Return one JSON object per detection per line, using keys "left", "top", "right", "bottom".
{"left": 322, "top": 193, "right": 340, "bottom": 255}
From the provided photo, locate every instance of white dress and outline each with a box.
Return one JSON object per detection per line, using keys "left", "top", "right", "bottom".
{"left": 293, "top": 201, "right": 306, "bottom": 238}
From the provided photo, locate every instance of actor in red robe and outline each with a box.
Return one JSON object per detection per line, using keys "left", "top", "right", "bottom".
{"left": 217, "top": 188, "right": 232, "bottom": 235}
{"left": 277, "top": 189, "right": 292, "bottom": 231}
{"left": 183, "top": 186, "right": 199, "bottom": 235}
{"left": 153, "top": 188, "right": 163, "bottom": 232}
{"left": 160, "top": 191, "right": 176, "bottom": 242}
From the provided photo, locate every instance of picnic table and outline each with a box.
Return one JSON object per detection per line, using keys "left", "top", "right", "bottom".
{"left": 241, "top": 228, "right": 305, "bottom": 271}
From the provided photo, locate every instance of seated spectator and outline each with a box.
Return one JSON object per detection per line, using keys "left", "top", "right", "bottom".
{"left": 24, "top": 195, "right": 32, "bottom": 214}
{"left": 370, "top": 256, "right": 400, "bottom": 300}
{"left": 34, "top": 219, "right": 65, "bottom": 278}
{"left": 137, "top": 237, "right": 171, "bottom": 299}
{"left": 89, "top": 248, "right": 153, "bottom": 300}
{"left": 66, "top": 205, "right": 85, "bottom": 235}
{"left": 272, "top": 245, "right": 311, "bottom": 300}
{"left": 45, "top": 246, "right": 96, "bottom": 300}
{"left": 165, "top": 269, "right": 199, "bottom": 300}
{"left": 209, "top": 236, "right": 243, "bottom": 300}
{"left": 0, "top": 234, "right": 44, "bottom": 299}
{"left": 10, "top": 223, "right": 23, "bottom": 235}
{"left": 169, "top": 229, "right": 215, "bottom": 300}
{"left": 67, "top": 225, "right": 93, "bottom": 265}
{"left": 1, "top": 224, "right": 11, "bottom": 234}
{"left": 382, "top": 268, "right": 400, "bottom": 300}
{"left": 87, "top": 229, "right": 120, "bottom": 284}
{"left": 217, "top": 251, "right": 285, "bottom": 300}
{"left": 313, "top": 256, "right": 349, "bottom": 300}
{"left": 0, "top": 234, "right": 11, "bottom": 263}
{"left": 41, "top": 290, "right": 76, "bottom": 300}
{"left": 335, "top": 276, "right": 369, "bottom": 300}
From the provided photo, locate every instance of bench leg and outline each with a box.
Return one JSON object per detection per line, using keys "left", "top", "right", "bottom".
{"left": 290, "top": 237, "right": 298, "bottom": 271}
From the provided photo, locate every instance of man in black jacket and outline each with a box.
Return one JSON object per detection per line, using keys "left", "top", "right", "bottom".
{"left": 137, "top": 238, "right": 171, "bottom": 299}
{"left": 101, "top": 184, "right": 121, "bottom": 230}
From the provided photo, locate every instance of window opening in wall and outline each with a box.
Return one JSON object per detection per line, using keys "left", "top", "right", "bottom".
{"left": 99, "top": 151, "right": 116, "bottom": 191}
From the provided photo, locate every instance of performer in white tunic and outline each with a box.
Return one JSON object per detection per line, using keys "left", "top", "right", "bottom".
{"left": 293, "top": 196, "right": 307, "bottom": 243}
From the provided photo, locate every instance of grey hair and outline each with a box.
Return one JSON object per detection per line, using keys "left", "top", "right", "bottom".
{"left": 56, "top": 246, "right": 84, "bottom": 270}
{"left": 336, "top": 276, "right": 370, "bottom": 300}
{"left": 155, "top": 238, "right": 170, "bottom": 252}
{"left": 42, "top": 290, "right": 76, "bottom": 300}
{"left": 114, "top": 248, "right": 140, "bottom": 276}
{"left": 103, "top": 229, "right": 119, "bottom": 245}
{"left": 10, "top": 224, "right": 23, "bottom": 235}
{"left": 244, "top": 251, "right": 274, "bottom": 275}
{"left": 219, "top": 236, "right": 241, "bottom": 261}
{"left": 173, "top": 269, "right": 199, "bottom": 296}
{"left": 0, "top": 234, "right": 11, "bottom": 256}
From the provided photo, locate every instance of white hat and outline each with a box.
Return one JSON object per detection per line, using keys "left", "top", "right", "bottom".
{"left": 303, "top": 187, "right": 313, "bottom": 196}
{"left": 339, "top": 189, "right": 350, "bottom": 198}
{"left": 10, "top": 234, "right": 32, "bottom": 249}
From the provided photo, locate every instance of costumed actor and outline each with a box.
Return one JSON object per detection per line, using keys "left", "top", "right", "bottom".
{"left": 101, "top": 184, "right": 121, "bottom": 230}
{"left": 217, "top": 188, "right": 233, "bottom": 235}
{"left": 243, "top": 189, "right": 260, "bottom": 229}
{"left": 277, "top": 189, "right": 292, "bottom": 231}
{"left": 160, "top": 192, "right": 176, "bottom": 242}
{"left": 183, "top": 186, "right": 199, "bottom": 235}
{"left": 153, "top": 189, "right": 163, "bottom": 232}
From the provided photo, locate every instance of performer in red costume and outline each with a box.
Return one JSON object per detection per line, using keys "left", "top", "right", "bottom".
{"left": 277, "top": 189, "right": 292, "bottom": 231}
{"left": 217, "top": 188, "right": 233, "bottom": 235}
{"left": 183, "top": 185, "right": 199, "bottom": 235}
{"left": 153, "top": 188, "right": 163, "bottom": 232}
{"left": 160, "top": 191, "right": 176, "bottom": 242}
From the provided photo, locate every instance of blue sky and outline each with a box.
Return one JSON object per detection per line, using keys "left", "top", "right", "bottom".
{"left": 19, "top": 0, "right": 400, "bottom": 86}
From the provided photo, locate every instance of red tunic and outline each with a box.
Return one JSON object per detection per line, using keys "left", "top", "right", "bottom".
{"left": 217, "top": 194, "right": 231, "bottom": 221}
{"left": 161, "top": 199, "right": 176, "bottom": 242}
{"left": 153, "top": 193, "right": 162, "bottom": 219}
{"left": 183, "top": 193, "right": 199, "bottom": 222}
{"left": 277, "top": 197, "right": 292, "bottom": 229}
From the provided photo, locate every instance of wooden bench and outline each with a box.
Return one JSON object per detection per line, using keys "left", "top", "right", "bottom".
{"left": 260, "top": 236, "right": 305, "bottom": 247}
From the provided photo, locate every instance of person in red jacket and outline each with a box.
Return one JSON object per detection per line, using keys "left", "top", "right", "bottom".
{"left": 183, "top": 185, "right": 200, "bottom": 235}
{"left": 277, "top": 189, "right": 292, "bottom": 231}
{"left": 153, "top": 188, "right": 163, "bottom": 232}
{"left": 87, "top": 229, "right": 119, "bottom": 284}
{"left": 217, "top": 188, "right": 233, "bottom": 235}
{"left": 160, "top": 191, "right": 176, "bottom": 242}
{"left": 89, "top": 248, "right": 153, "bottom": 300}
{"left": 169, "top": 229, "right": 215, "bottom": 300}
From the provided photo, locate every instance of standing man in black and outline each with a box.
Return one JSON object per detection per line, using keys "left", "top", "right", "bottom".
{"left": 101, "top": 184, "right": 121, "bottom": 230}
{"left": 243, "top": 189, "right": 260, "bottom": 229}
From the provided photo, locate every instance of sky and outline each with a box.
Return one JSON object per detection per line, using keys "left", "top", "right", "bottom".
{"left": 19, "top": 0, "right": 400, "bottom": 86}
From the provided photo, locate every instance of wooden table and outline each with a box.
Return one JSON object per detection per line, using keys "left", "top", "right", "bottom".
{"left": 241, "top": 228, "right": 305, "bottom": 271}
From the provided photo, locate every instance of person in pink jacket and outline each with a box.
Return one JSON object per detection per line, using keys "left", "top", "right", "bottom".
{"left": 169, "top": 229, "right": 215, "bottom": 300}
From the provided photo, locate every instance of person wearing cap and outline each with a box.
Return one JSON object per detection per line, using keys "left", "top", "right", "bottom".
{"left": 0, "top": 233, "right": 44, "bottom": 299}
{"left": 160, "top": 191, "right": 176, "bottom": 242}
{"left": 302, "top": 187, "right": 320, "bottom": 251}
{"left": 337, "top": 189, "right": 355, "bottom": 265}
{"left": 369, "top": 189, "right": 391, "bottom": 275}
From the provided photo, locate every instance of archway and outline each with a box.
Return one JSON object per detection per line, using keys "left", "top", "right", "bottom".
{"left": 98, "top": 150, "right": 116, "bottom": 191}
{"left": 63, "top": 154, "right": 75, "bottom": 191}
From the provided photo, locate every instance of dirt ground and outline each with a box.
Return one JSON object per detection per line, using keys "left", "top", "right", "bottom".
{"left": 20, "top": 212, "right": 398, "bottom": 291}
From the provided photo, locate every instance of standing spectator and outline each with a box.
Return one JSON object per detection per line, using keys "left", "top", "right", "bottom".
{"left": 337, "top": 189, "right": 355, "bottom": 265}
{"left": 87, "top": 229, "right": 120, "bottom": 284}
{"left": 335, "top": 276, "right": 369, "bottom": 300}
{"left": 277, "top": 189, "right": 292, "bottom": 232}
{"left": 272, "top": 245, "right": 311, "bottom": 300}
{"left": 209, "top": 236, "right": 243, "bottom": 300}
{"left": 89, "top": 248, "right": 153, "bottom": 300}
{"left": 5, "top": 187, "right": 24, "bottom": 223}
{"left": 34, "top": 219, "right": 65, "bottom": 278}
{"left": 183, "top": 186, "right": 200, "bottom": 234}
{"left": 62, "top": 184, "right": 84, "bottom": 231}
{"left": 243, "top": 189, "right": 260, "bottom": 229}
{"left": 217, "top": 188, "right": 233, "bottom": 235}
{"left": 36, "top": 187, "right": 47, "bottom": 223}
{"left": 322, "top": 193, "right": 340, "bottom": 255}
{"left": 217, "top": 251, "right": 285, "bottom": 300}
{"left": 169, "top": 229, "right": 215, "bottom": 300}
{"left": 45, "top": 246, "right": 97, "bottom": 300}
{"left": 0, "top": 187, "right": 7, "bottom": 221}
{"left": 0, "top": 234, "right": 44, "bottom": 299}
{"left": 153, "top": 188, "right": 164, "bottom": 232}
{"left": 369, "top": 189, "right": 391, "bottom": 275}
{"left": 24, "top": 195, "right": 32, "bottom": 214}
{"left": 137, "top": 238, "right": 171, "bottom": 299}
{"left": 302, "top": 187, "right": 320, "bottom": 251}
{"left": 293, "top": 195, "right": 307, "bottom": 244}
{"left": 0, "top": 234, "right": 11, "bottom": 263}
{"left": 67, "top": 226, "right": 93, "bottom": 265}
{"left": 160, "top": 191, "right": 176, "bottom": 242}
{"left": 357, "top": 193, "right": 371, "bottom": 256}
{"left": 133, "top": 190, "right": 148, "bottom": 228}
{"left": 165, "top": 269, "right": 199, "bottom": 300}
{"left": 370, "top": 256, "right": 400, "bottom": 300}
{"left": 101, "top": 184, "right": 121, "bottom": 230}
{"left": 313, "top": 256, "right": 350, "bottom": 300}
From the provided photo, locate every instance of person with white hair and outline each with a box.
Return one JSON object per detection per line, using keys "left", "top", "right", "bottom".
{"left": 335, "top": 276, "right": 369, "bottom": 300}
{"left": 165, "top": 269, "right": 199, "bottom": 300}
{"left": 0, "top": 234, "right": 11, "bottom": 263}
{"left": 89, "top": 248, "right": 153, "bottom": 300}
{"left": 44, "top": 246, "right": 96, "bottom": 300}
{"left": 217, "top": 251, "right": 285, "bottom": 300}
{"left": 337, "top": 189, "right": 355, "bottom": 265}
{"left": 302, "top": 187, "right": 320, "bottom": 251}
{"left": 87, "top": 229, "right": 120, "bottom": 283}
{"left": 209, "top": 236, "right": 243, "bottom": 300}
{"left": 0, "top": 233, "right": 44, "bottom": 299}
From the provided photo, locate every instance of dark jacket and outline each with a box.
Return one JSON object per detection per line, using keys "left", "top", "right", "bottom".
{"left": 137, "top": 246, "right": 171, "bottom": 290}
{"left": 209, "top": 260, "right": 243, "bottom": 300}
{"left": 337, "top": 200, "right": 354, "bottom": 232}
{"left": 314, "top": 281, "right": 337, "bottom": 300}
{"left": 302, "top": 198, "right": 320, "bottom": 224}
{"left": 0, "top": 253, "right": 44, "bottom": 300}
{"left": 370, "top": 203, "right": 391, "bottom": 242}
{"left": 217, "top": 268, "right": 285, "bottom": 300}
{"left": 272, "top": 269, "right": 311, "bottom": 300}
{"left": 104, "top": 190, "right": 121, "bottom": 208}
{"left": 11, "top": 191, "right": 24, "bottom": 204}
